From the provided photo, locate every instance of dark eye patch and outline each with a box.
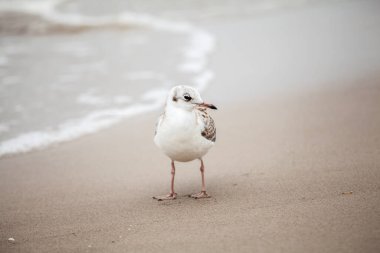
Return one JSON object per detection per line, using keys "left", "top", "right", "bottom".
{"left": 183, "top": 94, "right": 192, "bottom": 101}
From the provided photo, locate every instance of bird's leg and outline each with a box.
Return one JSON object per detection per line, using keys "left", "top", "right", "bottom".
{"left": 153, "top": 160, "right": 177, "bottom": 201}
{"left": 190, "top": 159, "right": 211, "bottom": 199}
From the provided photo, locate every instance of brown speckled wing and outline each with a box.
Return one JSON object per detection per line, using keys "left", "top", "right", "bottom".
{"left": 197, "top": 108, "right": 216, "bottom": 142}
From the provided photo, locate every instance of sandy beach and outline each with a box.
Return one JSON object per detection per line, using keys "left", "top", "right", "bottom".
{"left": 1, "top": 0, "right": 380, "bottom": 252}
{"left": 1, "top": 77, "right": 380, "bottom": 252}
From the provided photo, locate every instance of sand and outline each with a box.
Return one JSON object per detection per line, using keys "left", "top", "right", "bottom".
{"left": 1, "top": 78, "right": 380, "bottom": 252}
{"left": 1, "top": 0, "right": 380, "bottom": 252}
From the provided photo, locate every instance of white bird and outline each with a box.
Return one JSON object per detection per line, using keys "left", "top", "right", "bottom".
{"left": 153, "top": 85, "right": 217, "bottom": 200}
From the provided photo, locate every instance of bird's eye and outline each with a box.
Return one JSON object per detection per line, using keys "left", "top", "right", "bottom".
{"left": 183, "top": 94, "right": 192, "bottom": 101}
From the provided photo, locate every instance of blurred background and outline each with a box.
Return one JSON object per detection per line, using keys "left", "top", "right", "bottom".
{"left": 1, "top": 0, "right": 380, "bottom": 157}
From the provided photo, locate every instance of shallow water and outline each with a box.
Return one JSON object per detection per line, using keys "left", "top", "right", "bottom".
{"left": 0, "top": 0, "right": 219, "bottom": 156}
{"left": 0, "top": 0, "right": 345, "bottom": 156}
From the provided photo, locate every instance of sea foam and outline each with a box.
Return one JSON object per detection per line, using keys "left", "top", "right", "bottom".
{"left": 0, "top": 0, "right": 215, "bottom": 157}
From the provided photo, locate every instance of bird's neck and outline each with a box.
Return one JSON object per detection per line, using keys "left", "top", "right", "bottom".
{"left": 165, "top": 102, "right": 194, "bottom": 118}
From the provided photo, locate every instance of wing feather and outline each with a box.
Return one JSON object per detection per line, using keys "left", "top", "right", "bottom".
{"left": 197, "top": 108, "right": 216, "bottom": 142}
{"left": 154, "top": 112, "right": 165, "bottom": 136}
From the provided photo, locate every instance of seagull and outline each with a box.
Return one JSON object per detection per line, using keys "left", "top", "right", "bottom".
{"left": 153, "top": 85, "right": 217, "bottom": 200}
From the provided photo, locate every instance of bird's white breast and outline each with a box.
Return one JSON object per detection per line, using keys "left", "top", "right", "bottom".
{"left": 154, "top": 107, "right": 214, "bottom": 162}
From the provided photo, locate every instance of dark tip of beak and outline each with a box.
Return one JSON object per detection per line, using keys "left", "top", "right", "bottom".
{"left": 203, "top": 103, "right": 217, "bottom": 110}
{"left": 198, "top": 102, "right": 218, "bottom": 110}
{"left": 209, "top": 104, "right": 217, "bottom": 110}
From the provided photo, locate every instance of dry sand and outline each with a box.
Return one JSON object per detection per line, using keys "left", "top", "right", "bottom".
{"left": 1, "top": 77, "right": 380, "bottom": 252}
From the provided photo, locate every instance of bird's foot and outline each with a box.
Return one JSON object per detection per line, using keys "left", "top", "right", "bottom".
{"left": 153, "top": 192, "right": 177, "bottom": 201}
{"left": 189, "top": 191, "right": 211, "bottom": 199}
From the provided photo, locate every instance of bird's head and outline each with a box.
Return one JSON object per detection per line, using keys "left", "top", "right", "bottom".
{"left": 168, "top": 85, "right": 217, "bottom": 111}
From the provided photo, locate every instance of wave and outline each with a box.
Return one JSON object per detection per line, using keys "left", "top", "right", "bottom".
{"left": 0, "top": 0, "right": 215, "bottom": 157}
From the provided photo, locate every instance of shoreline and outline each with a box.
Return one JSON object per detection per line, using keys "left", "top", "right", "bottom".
{"left": 0, "top": 0, "right": 216, "bottom": 158}
{"left": 2, "top": 1, "right": 380, "bottom": 252}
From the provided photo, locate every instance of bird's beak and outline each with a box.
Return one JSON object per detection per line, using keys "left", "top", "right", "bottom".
{"left": 198, "top": 102, "right": 217, "bottom": 110}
